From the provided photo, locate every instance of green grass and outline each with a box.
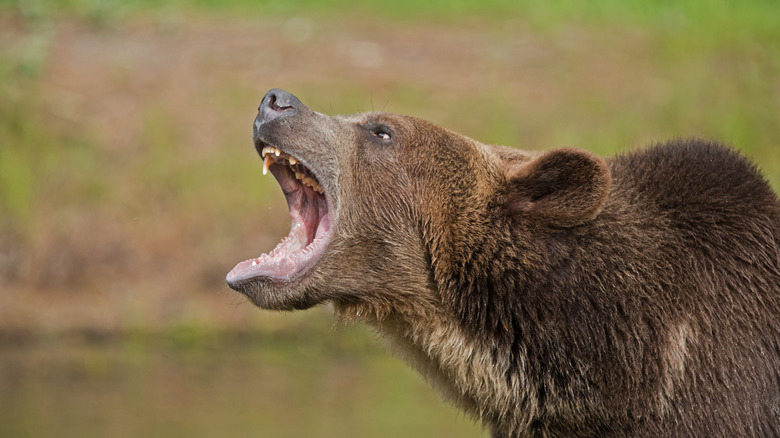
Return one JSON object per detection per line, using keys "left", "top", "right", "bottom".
{"left": 0, "top": 0, "right": 778, "bottom": 56}
{"left": 5, "top": 0, "right": 779, "bottom": 25}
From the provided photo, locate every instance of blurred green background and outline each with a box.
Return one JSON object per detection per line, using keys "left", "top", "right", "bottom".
{"left": 1, "top": 0, "right": 778, "bottom": 437}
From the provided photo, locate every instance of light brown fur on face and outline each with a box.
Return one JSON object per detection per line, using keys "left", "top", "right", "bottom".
{"left": 228, "top": 89, "right": 780, "bottom": 437}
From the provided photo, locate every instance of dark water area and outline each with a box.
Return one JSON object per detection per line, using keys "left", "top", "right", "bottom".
{"left": 0, "top": 332, "right": 484, "bottom": 438}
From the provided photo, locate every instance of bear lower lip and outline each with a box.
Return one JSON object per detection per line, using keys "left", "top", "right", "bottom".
{"left": 226, "top": 156, "right": 332, "bottom": 285}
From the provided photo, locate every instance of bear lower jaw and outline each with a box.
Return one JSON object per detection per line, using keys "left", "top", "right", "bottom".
{"left": 225, "top": 210, "right": 330, "bottom": 284}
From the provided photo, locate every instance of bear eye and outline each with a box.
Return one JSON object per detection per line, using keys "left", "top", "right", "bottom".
{"left": 364, "top": 123, "right": 393, "bottom": 142}
{"left": 372, "top": 127, "right": 391, "bottom": 140}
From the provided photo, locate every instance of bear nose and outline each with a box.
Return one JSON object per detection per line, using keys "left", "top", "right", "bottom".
{"left": 256, "top": 89, "right": 303, "bottom": 126}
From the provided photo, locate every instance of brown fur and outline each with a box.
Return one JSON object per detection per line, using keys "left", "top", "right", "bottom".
{"left": 229, "top": 90, "right": 780, "bottom": 437}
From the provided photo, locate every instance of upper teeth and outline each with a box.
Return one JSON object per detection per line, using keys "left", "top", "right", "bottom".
{"left": 261, "top": 146, "right": 283, "bottom": 158}
{"left": 260, "top": 146, "right": 323, "bottom": 194}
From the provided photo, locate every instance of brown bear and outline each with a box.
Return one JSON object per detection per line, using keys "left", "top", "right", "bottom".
{"left": 226, "top": 89, "right": 780, "bottom": 437}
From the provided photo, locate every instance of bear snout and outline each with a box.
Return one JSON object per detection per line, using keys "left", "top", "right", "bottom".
{"left": 255, "top": 88, "right": 306, "bottom": 129}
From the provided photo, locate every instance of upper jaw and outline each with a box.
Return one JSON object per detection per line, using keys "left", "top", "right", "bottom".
{"left": 258, "top": 144, "right": 325, "bottom": 194}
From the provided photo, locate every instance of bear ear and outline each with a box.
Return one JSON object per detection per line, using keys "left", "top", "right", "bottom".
{"left": 504, "top": 148, "right": 611, "bottom": 227}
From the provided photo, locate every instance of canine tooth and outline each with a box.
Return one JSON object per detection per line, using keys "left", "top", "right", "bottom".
{"left": 289, "top": 157, "right": 297, "bottom": 165}
{"left": 261, "top": 146, "right": 272, "bottom": 157}
{"left": 263, "top": 155, "right": 274, "bottom": 175}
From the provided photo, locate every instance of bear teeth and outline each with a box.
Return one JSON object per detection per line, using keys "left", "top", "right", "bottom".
{"left": 260, "top": 146, "right": 323, "bottom": 194}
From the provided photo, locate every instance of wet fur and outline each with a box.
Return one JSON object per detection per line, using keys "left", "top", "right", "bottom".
{"left": 339, "top": 137, "right": 780, "bottom": 437}
{"left": 340, "top": 139, "right": 779, "bottom": 437}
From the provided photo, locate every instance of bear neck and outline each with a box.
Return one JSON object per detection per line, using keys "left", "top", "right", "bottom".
{"left": 371, "top": 294, "right": 541, "bottom": 435}
{"left": 378, "top": 201, "right": 548, "bottom": 432}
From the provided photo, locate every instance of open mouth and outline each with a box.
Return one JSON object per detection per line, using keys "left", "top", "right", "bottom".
{"left": 226, "top": 145, "right": 332, "bottom": 285}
